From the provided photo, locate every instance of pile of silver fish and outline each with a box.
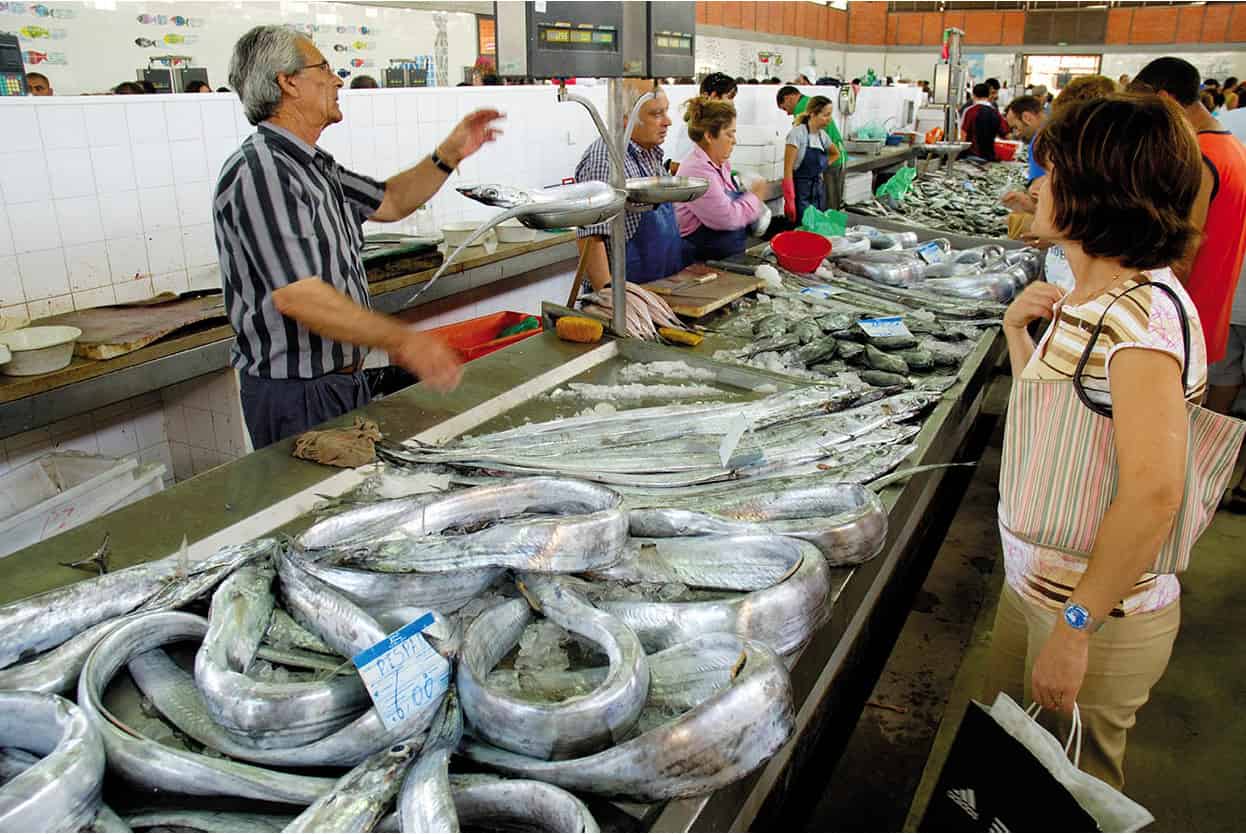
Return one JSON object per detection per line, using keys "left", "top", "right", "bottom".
{"left": 848, "top": 160, "right": 1028, "bottom": 237}
{"left": 0, "top": 416, "right": 912, "bottom": 833}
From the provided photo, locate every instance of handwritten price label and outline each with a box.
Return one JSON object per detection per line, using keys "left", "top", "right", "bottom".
{"left": 857, "top": 316, "right": 913, "bottom": 340}
{"left": 351, "top": 612, "right": 451, "bottom": 731}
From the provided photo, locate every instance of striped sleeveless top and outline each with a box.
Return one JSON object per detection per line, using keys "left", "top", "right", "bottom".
{"left": 1002, "top": 268, "right": 1207, "bottom": 616}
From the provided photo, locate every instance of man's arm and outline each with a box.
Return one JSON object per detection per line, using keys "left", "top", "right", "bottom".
{"left": 577, "top": 236, "right": 613, "bottom": 291}
{"left": 272, "top": 278, "right": 461, "bottom": 391}
{"left": 370, "top": 109, "right": 504, "bottom": 223}
{"left": 1173, "top": 160, "right": 1215, "bottom": 282}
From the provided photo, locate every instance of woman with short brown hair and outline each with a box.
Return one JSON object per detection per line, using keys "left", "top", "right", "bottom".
{"left": 988, "top": 94, "right": 1215, "bottom": 788}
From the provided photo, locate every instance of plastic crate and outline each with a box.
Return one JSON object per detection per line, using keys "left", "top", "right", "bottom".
{"left": 0, "top": 452, "right": 166, "bottom": 558}
{"left": 426, "top": 311, "right": 544, "bottom": 362}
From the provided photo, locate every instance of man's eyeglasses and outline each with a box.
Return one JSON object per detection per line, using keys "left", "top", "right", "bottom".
{"left": 300, "top": 60, "right": 332, "bottom": 75}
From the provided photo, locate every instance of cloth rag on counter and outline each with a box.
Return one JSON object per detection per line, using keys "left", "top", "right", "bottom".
{"left": 292, "top": 418, "right": 383, "bottom": 468}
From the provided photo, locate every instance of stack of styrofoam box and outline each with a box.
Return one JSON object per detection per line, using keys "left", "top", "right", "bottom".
{"left": 843, "top": 172, "right": 876, "bottom": 206}
{"left": 731, "top": 124, "right": 785, "bottom": 183}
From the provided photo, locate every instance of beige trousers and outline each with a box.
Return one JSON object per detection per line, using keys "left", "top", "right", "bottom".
{"left": 983, "top": 583, "right": 1181, "bottom": 789}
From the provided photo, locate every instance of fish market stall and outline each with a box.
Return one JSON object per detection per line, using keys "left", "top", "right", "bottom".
{"left": 846, "top": 159, "right": 1029, "bottom": 239}
{"left": 0, "top": 221, "right": 1025, "bottom": 831}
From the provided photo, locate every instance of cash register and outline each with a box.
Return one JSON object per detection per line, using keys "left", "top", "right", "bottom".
{"left": 0, "top": 33, "right": 29, "bottom": 96}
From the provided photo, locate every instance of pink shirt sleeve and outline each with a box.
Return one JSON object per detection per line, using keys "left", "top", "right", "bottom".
{"left": 675, "top": 150, "right": 762, "bottom": 235}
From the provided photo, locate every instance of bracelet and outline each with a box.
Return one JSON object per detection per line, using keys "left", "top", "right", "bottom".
{"left": 430, "top": 149, "right": 456, "bottom": 175}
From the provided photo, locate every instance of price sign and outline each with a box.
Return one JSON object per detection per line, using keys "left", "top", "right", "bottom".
{"left": 857, "top": 316, "right": 914, "bottom": 339}
{"left": 915, "top": 240, "right": 946, "bottom": 265}
{"left": 351, "top": 612, "right": 451, "bottom": 731}
{"left": 800, "top": 285, "right": 846, "bottom": 299}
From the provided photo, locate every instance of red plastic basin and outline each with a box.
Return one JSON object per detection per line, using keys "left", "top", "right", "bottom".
{"left": 426, "top": 311, "right": 543, "bottom": 361}
{"left": 994, "top": 139, "right": 1021, "bottom": 161}
{"left": 771, "top": 230, "right": 832, "bottom": 274}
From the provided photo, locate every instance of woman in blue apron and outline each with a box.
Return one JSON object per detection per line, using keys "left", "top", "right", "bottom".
{"left": 674, "top": 98, "right": 769, "bottom": 262}
{"left": 623, "top": 145, "right": 693, "bottom": 283}
{"left": 783, "top": 95, "right": 834, "bottom": 223}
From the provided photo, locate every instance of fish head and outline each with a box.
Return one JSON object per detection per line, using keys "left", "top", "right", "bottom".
{"left": 456, "top": 184, "right": 530, "bottom": 208}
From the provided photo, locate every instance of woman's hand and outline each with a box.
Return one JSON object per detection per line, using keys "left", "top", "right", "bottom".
{"left": 1001, "top": 189, "right": 1036, "bottom": 214}
{"left": 748, "top": 178, "right": 770, "bottom": 200}
{"left": 782, "top": 178, "right": 796, "bottom": 221}
{"left": 1003, "top": 282, "right": 1064, "bottom": 332}
{"left": 1031, "top": 624, "right": 1089, "bottom": 715}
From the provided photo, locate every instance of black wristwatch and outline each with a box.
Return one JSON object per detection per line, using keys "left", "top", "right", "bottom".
{"left": 431, "top": 149, "right": 456, "bottom": 175}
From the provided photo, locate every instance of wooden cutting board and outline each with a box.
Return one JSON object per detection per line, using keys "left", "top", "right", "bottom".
{"left": 645, "top": 267, "right": 766, "bottom": 319}
{"left": 39, "top": 293, "right": 228, "bottom": 360}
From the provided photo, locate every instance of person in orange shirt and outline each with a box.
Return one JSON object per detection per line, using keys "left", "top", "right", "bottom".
{"left": 1131, "top": 58, "right": 1246, "bottom": 364}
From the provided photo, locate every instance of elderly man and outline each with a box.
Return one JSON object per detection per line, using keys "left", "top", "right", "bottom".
{"left": 216, "top": 25, "right": 502, "bottom": 448}
{"left": 575, "top": 80, "right": 690, "bottom": 289}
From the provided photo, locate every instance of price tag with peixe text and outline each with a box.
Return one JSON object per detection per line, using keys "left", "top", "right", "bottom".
{"left": 352, "top": 612, "right": 451, "bottom": 731}
{"left": 857, "top": 316, "right": 914, "bottom": 339}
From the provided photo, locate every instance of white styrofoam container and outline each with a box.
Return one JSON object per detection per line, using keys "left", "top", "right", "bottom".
{"left": 733, "top": 164, "right": 767, "bottom": 182}
{"left": 736, "top": 124, "right": 779, "bottom": 146}
{"left": 0, "top": 452, "right": 167, "bottom": 558}
{"left": 733, "top": 145, "right": 765, "bottom": 166}
{"left": 0, "top": 326, "right": 82, "bottom": 377}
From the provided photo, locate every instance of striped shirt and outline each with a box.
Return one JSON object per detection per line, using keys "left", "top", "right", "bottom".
{"left": 575, "top": 138, "right": 665, "bottom": 243}
{"left": 1004, "top": 268, "right": 1207, "bottom": 616}
{"left": 213, "top": 122, "right": 387, "bottom": 379}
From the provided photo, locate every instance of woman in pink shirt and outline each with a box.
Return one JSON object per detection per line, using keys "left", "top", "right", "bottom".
{"left": 674, "top": 98, "right": 769, "bottom": 262}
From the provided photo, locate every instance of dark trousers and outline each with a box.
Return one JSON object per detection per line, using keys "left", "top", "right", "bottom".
{"left": 239, "top": 372, "right": 371, "bottom": 449}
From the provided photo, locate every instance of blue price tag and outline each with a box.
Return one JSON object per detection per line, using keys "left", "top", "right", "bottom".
{"left": 800, "top": 285, "right": 846, "bottom": 299}
{"left": 857, "top": 316, "right": 913, "bottom": 339}
{"left": 351, "top": 613, "right": 451, "bottom": 731}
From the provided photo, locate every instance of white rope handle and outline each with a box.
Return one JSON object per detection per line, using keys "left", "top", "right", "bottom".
{"left": 1026, "top": 702, "right": 1083, "bottom": 767}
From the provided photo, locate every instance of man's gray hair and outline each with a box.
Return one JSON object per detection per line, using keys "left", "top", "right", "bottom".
{"left": 229, "top": 25, "right": 305, "bottom": 126}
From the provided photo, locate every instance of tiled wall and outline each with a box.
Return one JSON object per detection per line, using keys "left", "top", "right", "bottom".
{"left": 0, "top": 85, "right": 611, "bottom": 325}
{"left": 161, "top": 369, "right": 251, "bottom": 481}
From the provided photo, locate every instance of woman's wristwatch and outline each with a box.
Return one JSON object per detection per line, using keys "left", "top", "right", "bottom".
{"left": 1063, "top": 601, "right": 1105, "bottom": 634}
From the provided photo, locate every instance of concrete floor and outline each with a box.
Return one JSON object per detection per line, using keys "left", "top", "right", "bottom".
{"left": 804, "top": 406, "right": 1246, "bottom": 832}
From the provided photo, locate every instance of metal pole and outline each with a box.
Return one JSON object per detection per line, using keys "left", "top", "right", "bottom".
{"left": 607, "top": 78, "right": 629, "bottom": 337}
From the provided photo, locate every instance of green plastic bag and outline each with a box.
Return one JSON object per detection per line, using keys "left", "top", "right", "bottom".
{"left": 800, "top": 206, "right": 847, "bottom": 237}
{"left": 875, "top": 167, "right": 917, "bottom": 200}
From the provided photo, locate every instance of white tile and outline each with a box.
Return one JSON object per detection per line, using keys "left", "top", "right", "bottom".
{"left": 205, "top": 141, "right": 236, "bottom": 182}
{"left": 52, "top": 429, "right": 99, "bottom": 456}
{"left": 191, "top": 445, "right": 220, "bottom": 475}
{"left": 92, "top": 397, "right": 136, "bottom": 423}
{"left": 152, "top": 270, "right": 189, "bottom": 296}
{"left": 347, "top": 95, "right": 374, "bottom": 128}
{"left": 396, "top": 95, "right": 421, "bottom": 128}
{"left": 98, "top": 191, "right": 142, "bottom": 239}
{"left": 127, "top": 101, "right": 168, "bottom": 143}
{"left": 17, "top": 249, "right": 70, "bottom": 301}
{"left": 212, "top": 410, "right": 241, "bottom": 456}
{"left": 174, "top": 180, "right": 212, "bottom": 227}
{"left": 48, "top": 413, "right": 92, "bottom": 441}
{"left": 73, "top": 285, "right": 116, "bottom": 310}
{"left": 54, "top": 196, "right": 105, "bottom": 246}
{"left": 188, "top": 264, "right": 221, "bottom": 291}
{"left": 133, "top": 406, "right": 167, "bottom": 450}
{"left": 139, "top": 442, "right": 174, "bottom": 481}
{"left": 0, "top": 302, "right": 28, "bottom": 325}
{"left": 132, "top": 143, "right": 174, "bottom": 190}
{"left": 94, "top": 417, "right": 140, "bottom": 458}
{"left": 4, "top": 107, "right": 41, "bottom": 153}
{"left": 417, "top": 94, "right": 437, "bottom": 123}
{"left": 138, "top": 187, "right": 179, "bottom": 231}
{"left": 37, "top": 105, "right": 87, "bottom": 150}
{"left": 0, "top": 256, "right": 20, "bottom": 307}
{"left": 184, "top": 406, "right": 216, "bottom": 450}
{"left": 0, "top": 205, "right": 11, "bottom": 257}
{"left": 163, "top": 403, "right": 188, "bottom": 444}
{"left": 47, "top": 149, "right": 95, "bottom": 200}
{"left": 27, "top": 293, "right": 73, "bottom": 320}
{"left": 106, "top": 235, "right": 150, "bottom": 281}
{"left": 84, "top": 104, "right": 129, "bottom": 147}
{"left": 0, "top": 150, "right": 52, "bottom": 204}
{"left": 234, "top": 106, "right": 253, "bottom": 137}
{"left": 113, "top": 277, "right": 154, "bottom": 304}
{"left": 7, "top": 201, "right": 60, "bottom": 253}
{"left": 165, "top": 101, "right": 203, "bottom": 142}
{"left": 170, "top": 139, "right": 208, "bottom": 182}
{"left": 146, "top": 233, "right": 185, "bottom": 276}
{"left": 66, "top": 241, "right": 111, "bottom": 291}
{"left": 181, "top": 224, "right": 217, "bottom": 267}
{"left": 201, "top": 99, "right": 239, "bottom": 139}
{"left": 170, "top": 441, "right": 193, "bottom": 481}
{"left": 90, "top": 146, "right": 137, "bottom": 195}
{"left": 437, "top": 94, "right": 457, "bottom": 122}
{"left": 373, "top": 94, "right": 396, "bottom": 126}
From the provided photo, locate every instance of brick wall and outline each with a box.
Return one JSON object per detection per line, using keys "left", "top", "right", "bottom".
{"left": 698, "top": 1, "right": 1246, "bottom": 47}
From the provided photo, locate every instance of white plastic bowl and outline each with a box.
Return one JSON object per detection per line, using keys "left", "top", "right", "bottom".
{"left": 442, "top": 222, "right": 488, "bottom": 249}
{"left": 0, "top": 326, "right": 82, "bottom": 376}
{"left": 496, "top": 219, "right": 536, "bottom": 244}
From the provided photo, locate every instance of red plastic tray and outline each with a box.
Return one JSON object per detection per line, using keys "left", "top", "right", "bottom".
{"left": 426, "top": 311, "right": 543, "bottom": 362}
